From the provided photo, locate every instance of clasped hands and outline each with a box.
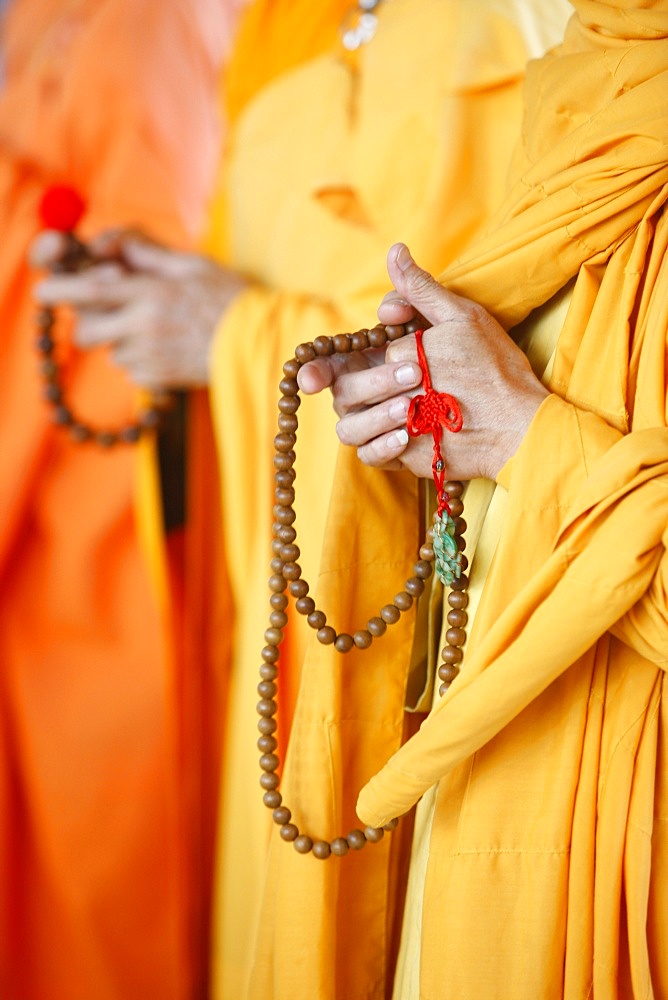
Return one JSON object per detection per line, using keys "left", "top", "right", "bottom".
{"left": 299, "top": 244, "right": 549, "bottom": 483}
{"left": 30, "top": 228, "right": 247, "bottom": 388}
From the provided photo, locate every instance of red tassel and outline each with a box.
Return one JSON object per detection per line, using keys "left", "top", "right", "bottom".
{"left": 39, "top": 185, "right": 86, "bottom": 232}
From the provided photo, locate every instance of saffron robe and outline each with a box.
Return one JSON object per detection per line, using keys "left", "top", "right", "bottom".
{"left": 0, "top": 1, "right": 238, "bottom": 995}
{"left": 249, "top": 1, "right": 668, "bottom": 997}
{"left": 206, "top": 0, "right": 571, "bottom": 995}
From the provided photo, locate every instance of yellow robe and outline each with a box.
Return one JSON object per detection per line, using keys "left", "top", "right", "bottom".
{"left": 250, "top": 2, "right": 668, "bottom": 998}
{"left": 207, "top": 0, "right": 571, "bottom": 996}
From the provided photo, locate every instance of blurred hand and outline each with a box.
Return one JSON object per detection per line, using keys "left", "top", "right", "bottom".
{"left": 30, "top": 228, "right": 249, "bottom": 388}
{"left": 298, "top": 243, "right": 549, "bottom": 482}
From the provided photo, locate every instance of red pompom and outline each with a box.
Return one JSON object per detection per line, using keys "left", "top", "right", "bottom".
{"left": 39, "top": 185, "right": 86, "bottom": 231}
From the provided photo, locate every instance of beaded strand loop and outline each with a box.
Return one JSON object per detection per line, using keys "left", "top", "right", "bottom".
{"left": 260, "top": 322, "right": 469, "bottom": 858}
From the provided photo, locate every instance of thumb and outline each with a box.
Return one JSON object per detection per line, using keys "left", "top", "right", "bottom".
{"left": 386, "top": 243, "right": 450, "bottom": 327}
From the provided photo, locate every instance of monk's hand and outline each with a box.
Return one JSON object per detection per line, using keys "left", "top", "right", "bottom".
{"left": 30, "top": 229, "right": 248, "bottom": 388}
{"left": 316, "top": 243, "right": 549, "bottom": 482}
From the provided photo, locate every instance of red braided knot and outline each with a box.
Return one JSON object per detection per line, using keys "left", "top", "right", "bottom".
{"left": 406, "top": 329, "right": 462, "bottom": 515}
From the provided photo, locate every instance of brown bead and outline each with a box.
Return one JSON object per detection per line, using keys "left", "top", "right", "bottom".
{"left": 270, "top": 557, "right": 284, "bottom": 574}
{"left": 281, "top": 562, "right": 302, "bottom": 581}
{"left": 380, "top": 604, "right": 401, "bottom": 624}
{"left": 69, "top": 424, "right": 91, "bottom": 443}
{"left": 44, "top": 383, "right": 62, "bottom": 403}
{"left": 273, "top": 807, "right": 291, "bottom": 826}
{"left": 270, "top": 593, "right": 289, "bottom": 611}
{"left": 367, "top": 617, "right": 387, "bottom": 637}
{"left": 119, "top": 425, "right": 141, "bottom": 443}
{"left": 353, "top": 630, "right": 372, "bottom": 649}
{"left": 307, "top": 611, "right": 327, "bottom": 630}
{"left": 258, "top": 740, "right": 278, "bottom": 759}
{"left": 445, "top": 627, "right": 466, "bottom": 647}
{"left": 276, "top": 524, "right": 297, "bottom": 543}
{"left": 274, "top": 432, "right": 297, "bottom": 453}
{"left": 405, "top": 577, "right": 425, "bottom": 597}
{"left": 259, "top": 770, "right": 279, "bottom": 789}
{"left": 257, "top": 681, "right": 277, "bottom": 700}
{"left": 444, "top": 480, "right": 463, "bottom": 498}
{"left": 295, "top": 342, "right": 316, "bottom": 363}
{"left": 37, "top": 310, "right": 54, "bottom": 330}
{"left": 295, "top": 596, "right": 316, "bottom": 616}
{"left": 258, "top": 716, "right": 277, "bottom": 735}
{"left": 440, "top": 645, "right": 463, "bottom": 665}
{"left": 312, "top": 841, "right": 332, "bottom": 860}
{"left": 259, "top": 752, "right": 279, "bottom": 772}
{"left": 257, "top": 699, "right": 278, "bottom": 717}
{"left": 438, "top": 664, "right": 460, "bottom": 684}
{"left": 261, "top": 644, "right": 280, "bottom": 663}
{"left": 364, "top": 826, "right": 384, "bottom": 843}
{"left": 330, "top": 837, "right": 349, "bottom": 856}
{"left": 41, "top": 359, "right": 58, "bottom": 379}
{"left": 261, "top": 657, "right": 279, "bottom": 675}
{"left": 280, "top": 823, "right": 298, "bottom": 842}
{"left": 450, "top": 573, "right": 469, "bottom": 591}
{"left": 313, "top": 336, "right": 334, "bottom": 356}
{"left": 346, "top": 829, "right": 366, "bottom": 850}
{"left": 282, "top": 358, "right": 300, "bottom": 378}
{"left": 97, "top": 432, "right": 118, "bottom": 449}
{"left": 446, "top": 609, "right": 468, "bottom": 628}
{"left": 367, "top": 326, "right": 388, "bottom": 348}
{"left": 383, "top": 818, "right": 399, "bottom": 832}
{"left": 273, "top": 505, "right": 296, "bottom": 525}
{"left": 447, "top": 590, "right": 469, "bottom": 610}
{"left": 332, "top": 334, "right": 351, "bottom": 353}
{"left": 350, "top": 330, "right": 369, "bottom": 351}
{"left": 384, "top": 324, "right": 406, "bottom": 341}
{"left": 393, "top": 591, "right": 413, "bottom": 611}
{"left": 263, "top": 790, "right": 282, "bottom": 809}
{"left": 263, "top": 627, "right": 283, "bottom": 646}
{"left": 419, "top": 544, "right": 434, "bottom": 561}
{"left": 459, "top": 554, "right": 469, "bottom": 571}
{"left": 405, "top": 318, "right": 423, "bottom": 334}
{"left": 439, "top": 682, "right": 451, "bottom": 696}
{"left": 274, "top": 491, "right": 296, "bottom": 511}
{"left": 278, "top": 409, "right": 299, "bottom": 430}
{"left": 294, "top": 835, "right": 314, "bottom": 854}
{"left": 278, "top": 395, "right": 300, "bottom": 414}
{"left": 317, "top": 626, "right": 336, "bottom": 645}
{"left": 289, "top": 579, "right": 309, "bottom": 598}
{"left": 413, "top": 559, "right": 433, "bottom": 579}
{"left": 273, "top": 450, "right": 295, "bottom": 470}
{"left": 268, "top": 574, "right": 286, "bottom": 593}
{"left": 274, "top": 470, "right": 296, "bottom": 489}
{"left": 447, "top": 497, "right": 464, "bottom": 517}
{"left": 278, "top": 377, "right": 299, "bottom": 396}
{"left": 453, "top": 516, "right": 467, "bottom": 536}
{"left": 334, "top": 633, "right": 354, "bottom": 653}
{"left": 53, "top": 405, "right": 71, "bottom": 424}
{"left": 272, "top": 537, "right": 284, "bottom": 556}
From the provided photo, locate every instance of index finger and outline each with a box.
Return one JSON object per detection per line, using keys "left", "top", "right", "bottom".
{"left": 297, "top": 347, "right": 385, "bottom": 395}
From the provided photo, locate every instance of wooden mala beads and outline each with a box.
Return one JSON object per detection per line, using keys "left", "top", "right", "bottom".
{"left": 259, "top": 321, "right": 469, "bottom": 859}
{"left": 35, "top": 184, "right": 174, "bottom": 446}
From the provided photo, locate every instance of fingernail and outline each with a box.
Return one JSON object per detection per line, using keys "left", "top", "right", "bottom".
{"left": 396, "top": 245, "right": 413, "bottom": 271}
{"left": 387, "top": 429, "right": 409, "bottom": 449}
{"left": 395, "top": 364, "right": 419, "bottom": 386}
{"left": 389, "top": 398, "right": 409, "bottom": 421}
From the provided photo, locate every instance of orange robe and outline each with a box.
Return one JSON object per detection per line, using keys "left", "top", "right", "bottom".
{"left": 0, "top": 2, "right": 238, "bottom": 996}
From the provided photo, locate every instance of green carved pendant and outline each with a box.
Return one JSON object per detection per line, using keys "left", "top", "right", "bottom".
{"left": 432, "top": 510, "right": 463, "bottom": 587}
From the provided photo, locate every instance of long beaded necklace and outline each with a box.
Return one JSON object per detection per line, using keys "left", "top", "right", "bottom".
{"left": 258, "top": 322, "right": 469, "bottom": 859}
{"left": 35, "top": 185, "right": 174, "bottom": 446}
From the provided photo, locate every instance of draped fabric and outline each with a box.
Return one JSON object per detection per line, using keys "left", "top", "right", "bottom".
{"left": 249, "top": 2, "right": 668, "bottom": 997}
{"left": 0, "top": 2, "right": 238, "bottom": 996}
{"left": 205, "top": 0, "right": 572, "bottom": 996}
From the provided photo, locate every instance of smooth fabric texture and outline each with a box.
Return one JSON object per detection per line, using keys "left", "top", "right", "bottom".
{"left": 206, "top": 0, "right": 571, "bottom": 996}
{"left": 250, "top": 2, "right": 668, "bottom": 998}
{"left": 0, "top": 2, "right": 237, "bottom": 996}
